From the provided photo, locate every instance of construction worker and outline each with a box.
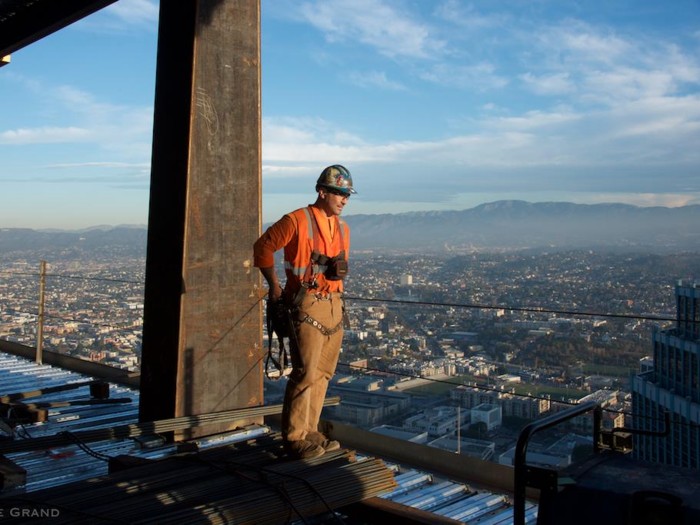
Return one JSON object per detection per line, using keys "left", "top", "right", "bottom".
{"left": 254, "top": 165, "right": 355, "bottom": 459}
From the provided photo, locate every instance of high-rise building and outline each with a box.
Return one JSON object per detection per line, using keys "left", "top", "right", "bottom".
{"left": 400, "top": 274, "right": 413, "bottom": 286}
{"left": 631, "top": 281, "right": 700, "bottom": 468}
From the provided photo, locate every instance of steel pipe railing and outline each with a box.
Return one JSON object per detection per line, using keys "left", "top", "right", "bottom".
{"left": 513, "top": 400, "right": 599, "bottom": 525}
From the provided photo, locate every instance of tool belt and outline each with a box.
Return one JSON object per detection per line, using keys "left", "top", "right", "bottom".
{"left": 265, "top": 294, "right": 348, "bottom": 380}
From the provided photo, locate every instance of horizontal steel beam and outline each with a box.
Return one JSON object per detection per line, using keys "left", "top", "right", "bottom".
{"left": 264, "top": 415, "right": 533, "bottom": 498}
{"left": 0, "top": 397, "right": 340, "bottom": 454}
{"left": 0, "top": 379, "right": 103, "bottom": 404}
{"left": 317, "top": 419, "right": 530, "bottom": 498}
{"left": 342, "top": 497, "right": 463, "bottom": 525}
{"left": 0, "top": 0, "right": 117, "bottom": 56}
{"left": 0, "top": 340, "right": 140, "bottom": 388}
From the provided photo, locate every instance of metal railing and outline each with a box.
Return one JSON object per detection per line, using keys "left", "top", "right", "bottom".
{"left": 513, "top": 401, "right": 599, "bottom": 525}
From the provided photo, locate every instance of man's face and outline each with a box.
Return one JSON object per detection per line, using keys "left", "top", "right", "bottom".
{"left": 318, "top": 187, "right": 350, "bottom": 216}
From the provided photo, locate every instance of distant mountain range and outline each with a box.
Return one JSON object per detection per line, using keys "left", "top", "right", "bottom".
{"left": 0, "top": 226, "right": 148, "bottom": 254}
{"left": 343, "top": 201, "right": 700, "bottom": 251}
{"left": 1, "top": 201, "right": 699, "bottom": 253}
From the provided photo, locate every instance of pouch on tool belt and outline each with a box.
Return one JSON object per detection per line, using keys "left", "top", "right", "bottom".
{"left": 311, "top": 250, "right": 348, "bottom": 281}
{"left": 265, "top": 297, "right": 292, "bottom": 380}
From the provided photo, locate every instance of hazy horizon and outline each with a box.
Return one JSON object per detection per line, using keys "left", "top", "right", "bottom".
{"left": 2, "top": 197, "right": 699, "bottom": 231}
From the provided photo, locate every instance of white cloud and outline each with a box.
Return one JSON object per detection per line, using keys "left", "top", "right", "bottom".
{"left": 420, "top": 62, "right": 508, "bottom": 91}
{"left": 602, "top": 95, "right": 700, "bottom": 163}
{"left": 262, "top": 94, "right": 700, "bottom": 193}
{"left": 524, "top": 20, "right": 700, "bottom": 107}
{"left": 0, "top": 127, "right": 91, "bottom": 145}
{"left": 520, "top": 72, "right": 575, "bottom": 96}
{"left": 583, "top": 68, "right": 678, "bottom": 103}
{"left": 539, "top": 21, "right": 632, "bottom": 66}
{"left": 72, "top": 0, "right": 158, "bottom": 33}
{"left": 658, "top": 44, "right": 700, "bottom": 84}
{"left": 102, "top": 0, "right": 159, "bottom": 26}
{"left": 262, "top": 165, "right": 318, "bottom": 178}
{"left": 0, "top": 76, "right": 153, "bottom": 159}
{"left": 485, "top": 109, "right": 580, "bottom": 131}
{"left": 347, "top": 70, "right": 406, "bottom": 91}
{"left": 298, "top": 0, "right": 444, "bottom": 58}
{"left": 264, "top": 116, "right": 364, "bottom": 146}
{"left": 44, "top": 162, "right": 151, "bottom": 169}
{"left": 434, "top": 0, "right": 507, "bottom": 31}
{"left": 263, "top": 116, "right": 559, "bottom": 167}
{"left": 53, "top": 85, "right": 129, "bottom": 122}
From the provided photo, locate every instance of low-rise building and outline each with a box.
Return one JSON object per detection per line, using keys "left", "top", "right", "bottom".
{"left": 471, "top": 403, "right": 502, "bottom": 431}
{"left": 403, "top": 406, "right": 462, "bottom": 438}
{"left": 328, "top": 387, "right": 411, "bottom": 427}
{"left": 451, "top": 385, "right": 551, "bottom": 419}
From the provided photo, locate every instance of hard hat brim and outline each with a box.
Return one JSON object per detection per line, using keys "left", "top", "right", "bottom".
{"left": 320, "top": 184, "right": 357, "bottom": 196}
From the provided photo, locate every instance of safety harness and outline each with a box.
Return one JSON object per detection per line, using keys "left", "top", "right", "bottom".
{"left": 293, "top": 207, "right": 347, "bottom": 307}
{"left": 265, "top": 207, "right": 348, "bottom": 380}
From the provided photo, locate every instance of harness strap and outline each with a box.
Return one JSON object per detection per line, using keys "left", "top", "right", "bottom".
{"left": 309, "top": 208, "right": 321, "bottom": 253}
{"left": 337, "top": 217, "right": 347, "bottom": 259}
{"left": 293, "top": 207, "right": 347, "bottom": 308}
{"left": 294, "top": 208, "right": 322, "bottom": 308}
{"left": 298, "top": 313, "right": 344, "bottom": 337}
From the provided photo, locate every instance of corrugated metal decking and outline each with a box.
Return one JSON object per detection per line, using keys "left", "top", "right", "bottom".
{"left": 2, "top": 434, "right": 397, "bottom": 524}
{"left": 0, "top": 353, "right": 537, "bottom": 524}
{"left": 0, "top": 354, "right": 271, "bottom": 493}
{"left": 0, "top": 354, "right": 399, "bottom": 524}
{"left": 381, "top": 470, "right": 539, "bottom": 524}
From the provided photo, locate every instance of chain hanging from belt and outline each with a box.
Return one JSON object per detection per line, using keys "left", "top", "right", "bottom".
{"left": 298, "top": 313, "right": 344, "bottom": 336}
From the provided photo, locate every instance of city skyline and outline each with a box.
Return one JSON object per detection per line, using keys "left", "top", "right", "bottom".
{"left": 1, "top": 0, "right": 700, "bottom": 229}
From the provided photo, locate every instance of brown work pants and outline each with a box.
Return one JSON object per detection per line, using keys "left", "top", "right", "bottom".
{"left": 282, "top": 293, "right": 344, "bottom": 443}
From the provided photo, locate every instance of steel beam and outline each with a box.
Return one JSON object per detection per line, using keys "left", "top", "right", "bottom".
{"left": 140, "top": 0, "right": 262, "bottom": 437}
{"left": 0, "top": 340, "right": 139, "bottom": 388}
{"left": 317, "top": 418, "right": 529, "bottom": 497}
{"left": 0, "top": 0, "right": 116, "bottom": 57}
{"left": 342, "top": 497, "right": 463, "bottom": 525}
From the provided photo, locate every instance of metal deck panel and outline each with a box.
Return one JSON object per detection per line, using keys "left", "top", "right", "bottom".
{"left": 0, "top": 353, "right": 272, "bottom": 494}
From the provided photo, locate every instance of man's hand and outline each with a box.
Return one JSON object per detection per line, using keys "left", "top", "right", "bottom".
{"left": 269, "top": 281, "right": 283, "bottom": 302}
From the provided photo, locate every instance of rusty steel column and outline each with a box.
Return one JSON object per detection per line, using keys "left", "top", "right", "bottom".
{"left": 140, "top": 0, "right": 263, "bottom": 437}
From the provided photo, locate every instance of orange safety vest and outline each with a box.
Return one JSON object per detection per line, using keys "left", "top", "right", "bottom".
{"left": 283, "top": 206, "right": 349, "bottom": 297}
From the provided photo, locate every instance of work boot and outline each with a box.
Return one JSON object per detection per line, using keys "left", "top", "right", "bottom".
{"left": 284, "top": 439, "right": 325, "bottom": 459}
{"left": 306, "top": 431, "right": 341, "bottom": 452}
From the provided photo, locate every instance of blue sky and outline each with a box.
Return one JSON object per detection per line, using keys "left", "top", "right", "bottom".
{"left": 1, "top": 0, "right": 699, "bottom": 229}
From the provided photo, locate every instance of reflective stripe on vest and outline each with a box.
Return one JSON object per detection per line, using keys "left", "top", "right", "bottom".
{"left": 284, "top": 261, "right": 307, "bottom": 276}
{"left": 283, "top": 261, "right": 328, "bottom": 275}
